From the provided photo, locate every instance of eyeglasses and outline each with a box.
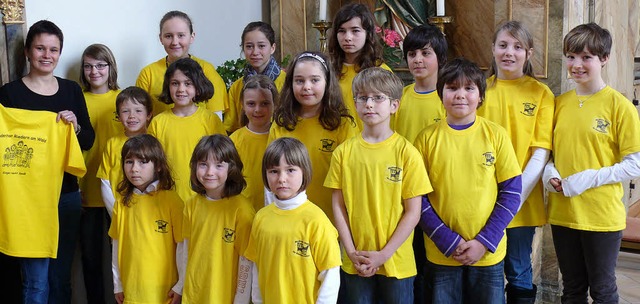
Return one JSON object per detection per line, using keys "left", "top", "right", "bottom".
{"left": 82, "top": 63, "right": 109, "bottom": 71}
{"left": 354, "top": 94, "right": 389, "bottom": 104}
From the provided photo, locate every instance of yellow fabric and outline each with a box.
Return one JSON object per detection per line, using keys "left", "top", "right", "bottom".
{"left": 338, "top": 63, "right": 392, "bottom": 130}
{"left": 413, "top": 117, "right": 522, "bottom": 266}
{"left": 80, "top": 90, "right": 123, "bottom": 207}
{"left": 135, "top": 56, "right": 228, "bottom": 115}
{"left": 393, "top": 83, "right": 445, "bottom": 143}
{"left": 549, "top": 86, "right": 640, "bottom": 231}
{"left": 97, "top": 134, "right": 129, "bottom": 203}
{"left": 224, "top": 72, "right": 286, "bottom": 133}
{"left": 477, "top": 76, "right": 554, "bottom": 227}
{"left": 108, "top": 191, "right": 183, "bottom": 304}
{"left": 268, "top": 117, "right": 357, "bottom": 220}
{"left": 230, "top": 127, "right": 269, "bottom": 211}
{"left": 244, "top": 201, "right": 341, "bottom": 304}
{"left": 0, "top": 105, "right": 86, "bottom": 258}
{"left": 182, "top": 194, "right": 255, "bottom": 304}
{"left": 324, "top": 132, "right": 432, "bottom": 278}
{"left": 149, "top": 107, "right": 225, "bottom": 202}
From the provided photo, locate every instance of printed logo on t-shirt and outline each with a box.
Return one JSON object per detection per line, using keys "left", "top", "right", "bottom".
{"left": 223, "top": 228, "right": 236, "bottom": 243}
{"left": 155, "top": 220, "right": 169, "bottom": 233}
{"left": 112, "top": 110, "right": 120, "bottom": 123}
{"left": 593, "top": 118, "right": 610, "bottom": 134}
{"left": 520, "top": 102, "right": 536, "bottom": 116}
{"left": 386, "top": 166, "right": 402, "bottom": 182}
{"left": 293, "top": 240, "right": 311, "bottom": 257}
{"left": 482, "top": 152, "right": 495, "bottom": 166}
{"left": 319, "top": 139, "right": 336, "bottom": 152}
{"left": 2, "top": 140, "right": 34, "bottom": 168}
{"left": 434, "top": 117, "right": 442, "bottom": 123}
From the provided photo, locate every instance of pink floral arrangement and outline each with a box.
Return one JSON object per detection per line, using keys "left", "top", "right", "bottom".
{"left": 375, "top": 26, "right": 403, "bottom": 66}
{"left": 375, "top": 26, "right": 403, "bottom": 48}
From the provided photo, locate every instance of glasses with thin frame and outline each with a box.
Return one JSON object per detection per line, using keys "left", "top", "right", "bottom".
{"left": 354, "top": 94, "right": 389, "bottom": 105}
{"left": 82, "top": 63, "right": 109, "bottom": 71}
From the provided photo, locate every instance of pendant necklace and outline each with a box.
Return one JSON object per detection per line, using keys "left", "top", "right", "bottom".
{"left": 578, "top": 84, "right": 606, "bottom": 108}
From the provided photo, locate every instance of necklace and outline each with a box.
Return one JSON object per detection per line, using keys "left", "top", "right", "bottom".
{"left": 577, "top": 84, "right": 606, "bottom": 108}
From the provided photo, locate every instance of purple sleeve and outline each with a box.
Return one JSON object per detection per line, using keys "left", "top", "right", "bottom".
{"left": 418, "top": 195, "right": 462, "bottom": 257}
{"left": 475, "top": 175, "right": 522, "bottom": 253}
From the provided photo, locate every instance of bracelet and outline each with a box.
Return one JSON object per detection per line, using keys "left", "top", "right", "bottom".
{"left": 75, "top": 124, "right": 81, "bottom": 135}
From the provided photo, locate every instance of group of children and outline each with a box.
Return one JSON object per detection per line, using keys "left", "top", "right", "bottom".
{"left": 0, "top": 2, "right": 637, "bottom": 304}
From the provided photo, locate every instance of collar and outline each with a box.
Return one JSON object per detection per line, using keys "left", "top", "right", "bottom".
{"left": 133, "top": 180, "right": 160, "bottom": 194}
{"left": 273, "top": 191, "right": 308, "bottom": 210}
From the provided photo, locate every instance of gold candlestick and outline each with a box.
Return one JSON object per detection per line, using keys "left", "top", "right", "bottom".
{"left": 428, "top": 16, "right": 453, "bottom": 36}
{"left": 312, "top": 21, "right": 332, "bottom": 53}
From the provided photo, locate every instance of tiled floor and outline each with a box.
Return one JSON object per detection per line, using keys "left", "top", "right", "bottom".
{"left": 616, "top": 251, "right": 640, "bottom": 304}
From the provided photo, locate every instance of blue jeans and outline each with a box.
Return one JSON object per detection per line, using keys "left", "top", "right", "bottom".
{"left": 80, "top": 207, "right": 108, "bottom": 304}
{"left": 551, "top": 225, "right": 621, "bottom": 304}
{"left": 504, "top": 226, "right": 536, "bottom": 290}
{"left": 424, "top": 260, "right": 505, "bottom": 304}
{"left": 48, "top": 191, "right": 82, "bottom": 304}
{"left": 20, "top": 257, "right": 50, "bottom": 304}
{"left": 340, "top": 271, "right": 414, "bottom": 304}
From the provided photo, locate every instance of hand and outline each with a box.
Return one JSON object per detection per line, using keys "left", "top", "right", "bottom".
{"left": 355, "top": 250, "right": 388, "bottom": 277}
{"left": 114, "top": 292, "right": 124, "bottom": 304}
{"left": 452, "top": 239, "right": 486, "bottom": 265}
{"left": 168, "top": 290, "right": 182, "bottom": 304}
{"left": 56, "top": 110, "right": 78, "bottom": 131}
{"left": 346, "top": 251, "right": 372, "bottom": 276}
{"left": 549, "top": 178, "right": 563, "bottom": 193}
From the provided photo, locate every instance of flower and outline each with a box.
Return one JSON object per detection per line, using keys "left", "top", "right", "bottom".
{"left": 375, "top": 26, "right": 403, "bottom": 67}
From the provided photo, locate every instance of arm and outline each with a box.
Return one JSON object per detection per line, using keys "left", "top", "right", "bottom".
{"left": 111, "top": 239, "right": 124, "bottom": 302}
{"left": 72, "top": 85, "right": 95, "bottom": 150}
{"left": 233, "top": 256, "right": 253, "bottom": 304}
{"left": 520, "top": 148, "right": 550, "bottom": 204}
{"left": 543, "top": 158, "right": 563, "bottom": 193}
{"left": 357, "top": 196, "right": 422, "bottom": 271}
{"left": 316, "top": 266, "right": 340, "bottom": 304}
{"left": 171, "top": 240, "right": 187, "bottom": 295}
{"left": 418, "top": 195, "right": 464, "bottom": 257}
{"left": 474, "top": 175, "right": 522, "bottom": 253}
{"left": 562, "top": 152, "right": 640, "bottom": 197}
{"left": 250, "top": 262, "right": 262, "bottom": 304}
{"left": 101, "top": 179, "right": 116, "bottom": 217}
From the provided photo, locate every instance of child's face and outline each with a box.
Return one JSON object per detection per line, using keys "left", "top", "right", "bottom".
{"left": 442, "top": 79, "right": 480, "bottom": 125}
{"left": 118, "top": 99, "right": 151, "bottom": 137}
{"left": 243, "top": 88, "right": 274, "bottom": 130}
{"left": 292, "top": 60, "right": 326, "bottom": 117}
{"left": 407, "top": 45, "right": 439, "bottom": 82}
{"left": 266, "top": 155, "right": 303, "bottom": 200}
{"left": 160, "top": 17, "right": 195, "bottom": 61}
{"left": 82, "top": 56, "right": 109, "bottom": 92}
{"left": 124, "top": 156, "right": 156, "bottom": 192}
{"left": 196, "top": 155, "right": 228, "bottom": 199}
{"left": 354, "top": 90, "right": 398, "bottom": 127}
{"left": 337, "top": 17, "right": 366, "bottom": 62}
{"left": 492, "top": 30, "right": 531, "bottom": 80}
{"left": 565, "top": 48, "right": 607, "bottom": 86}
{"left": 169, "top": 70, "right": 196, "bottom": 108}
{"left": 243, "top": 29, "right": 276, "bottom": 73}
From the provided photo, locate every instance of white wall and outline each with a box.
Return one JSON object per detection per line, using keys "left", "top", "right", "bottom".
{"left": 26, "top": 0, "right": 262, "bottom": 87}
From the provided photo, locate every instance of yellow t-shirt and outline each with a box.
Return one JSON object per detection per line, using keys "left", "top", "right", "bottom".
{"left": 324, "top": 132, "right": 432, "bottom": 278}
{"left": 477, "top": 76, "right": 554, "bottom": 227}
{"left": 229, "top": 127, "right": 269, "bottom": 211}
{"left": 80, "top": 90, "right": 123, "bottom": 207}
{"left": 96, "top": 134, "right": 129, "bottom": 203}
{"left": 244, "top": 201, "right": 341, "bottom": 304}
{"left": 268, "top": 117, "right": 357, "bottom": 220}
{"left": 338, "top": 63, "right": 392, "bottom": 130}
{"left": 413, "top": 117, "right": 522, "bottom": 266}
{"left": 224, "top": 73, "right": 286, "bottom": 133}
{"left": 149, "top": 107, "right": 225, "bottom": 202}
{"left": 182, "top": 194, "right": 255, "bottom": 304}
{"left": 135, "top": 56, "right": 228, "bottom": 115}
{"left": 549, "top": 86, "right": 640, "bottom": 231}
{"left": 108, "top": 190, "right": 184, "bottom": 304}
{"left": 393, "top": 83, "right": 445, "bottom": 143}
{"left": 0, "top": 105, "right": 86, "bottom": 258}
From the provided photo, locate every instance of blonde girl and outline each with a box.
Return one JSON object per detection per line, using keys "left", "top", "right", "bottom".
{"left": 269, "top": 51, "right": 356, "bottom": 221}
{"left": 230, "top": 75, "right": 278, "bottom": 211}
{"left": 182, "top": 135, "right": 255, "bottom": 303}
{"left": 109, "top": 134, "right": 184, "bottom": 304}
{"left": 476, "top": 20, "right": 555, "bottom": 303}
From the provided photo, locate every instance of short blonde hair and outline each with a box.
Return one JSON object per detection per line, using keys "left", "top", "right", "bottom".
{"left": 352, "top": 67, "right": 403, "bottom": 100}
